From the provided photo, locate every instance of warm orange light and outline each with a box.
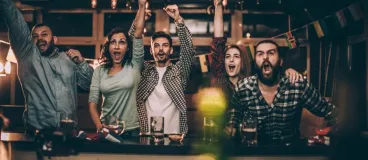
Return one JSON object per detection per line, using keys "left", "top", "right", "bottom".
{"left": 246, "top": 32, "right": 251, "bottom": 39}
{"left": 111, "top": 0, "right": 117, "bottom": 9}
{"left": 6, "top": 48, "right": 17, "bottom": 64}
{"left": 222, "top": 0, "right": 228, "bottom": 7}
{"left": 126, "top": 1, "right": 132, "bottom": 10}
{"left": 5, "top": 61, "right": 11, "bottom": 74}
{"left": 0, "top": 62, "right": 3, "bottom": 73}
{"left": 91, "top": 0, "right": 97, "bottom": 8}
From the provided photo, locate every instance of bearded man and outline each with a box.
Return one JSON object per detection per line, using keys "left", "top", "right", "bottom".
{"left": 226, "top": 40, "right": 339, "bottom": 145}
{"left": 0, "top": 0, "right": 93, "bottom": 131}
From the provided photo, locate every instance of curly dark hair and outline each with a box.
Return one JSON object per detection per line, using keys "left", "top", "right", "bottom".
{"left": 101, "top": 27, "right": 133, "bottom": 68}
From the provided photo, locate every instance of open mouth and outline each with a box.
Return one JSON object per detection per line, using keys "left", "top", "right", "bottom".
{"left": 262, "top": 62, "right": 272, "bottom": 74}
{"left": 228, "top": 64, "right": 235, "bottom": 72}
{"left": 37, "top": 42, "right": 47, "bottom": 50}
{"left": 158, "top": 52, "right": 166, "bottom": 59}
{"left": 113, "top": 52, "right": 121, "bottom": 60}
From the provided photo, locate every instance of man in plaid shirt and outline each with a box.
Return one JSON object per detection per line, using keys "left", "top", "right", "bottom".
{"left": 131, "top": 4, "right": 195, "bottom": 138}
{"left": 227, "top": 40, "right": 339, "bottom": 144}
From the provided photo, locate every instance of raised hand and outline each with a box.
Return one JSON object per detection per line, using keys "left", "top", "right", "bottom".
{"left": 145, "top": 9, "right": 152, "bottom": 21}
{"left": 134, "top": 0, "right": 147, "bottom": 38}
{"left": 214, "top": 0, "right": 222, "bottom": 6}
{"left": 164, "top": 4, "right": 181, "bottom": 22}
{"left": 214, "top": 0, "right": 227, "bottom": 7}
{"left": 66, "top": 49, "right": 84, "bottom": 64}
{"left": 285, "top": 68, "right": 303, "bottom": 84}
{"left": 138, "top": 0, "right": 147, "bottom": 8}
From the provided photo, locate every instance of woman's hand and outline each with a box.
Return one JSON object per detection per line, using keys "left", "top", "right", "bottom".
{"left": 285, "top": 68, "right": 303, "bottom": 84}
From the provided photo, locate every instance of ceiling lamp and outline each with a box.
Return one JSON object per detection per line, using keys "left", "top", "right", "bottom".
{"left": 91, "top": 0, "right": 97, "bottom": 8}
{"left": 126, "top": 0, "right": 132, "bottom": 10}
{"left": 237, "top": 0, "right": 244, "bottom": 10}
{"left": 111, "top": 0, "right": 117, "bottom": 9}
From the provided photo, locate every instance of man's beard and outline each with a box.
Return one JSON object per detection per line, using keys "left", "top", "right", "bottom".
{"left": 255, "top": 59, "right": 281, "bottom": 86}
{"left": 38, "top": 39, "right": 56, "bottom": 57}
{"left": 156, "top": 51, "right": 169, "bottom": 63}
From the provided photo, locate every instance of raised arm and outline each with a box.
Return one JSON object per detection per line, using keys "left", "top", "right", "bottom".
{"left": 0, "top": 0, "right": 37, "bottom": 60}
{"left": 130, "top": 0, "right": 147, "bottom": 70}
{"left": 65, "top": 49, "right": 94, "bottom": 90}
{"left": 164, "top": 5, "right": 196, "bottom": 87}
{"left": 128, "top": 6, "right": 152, "bottom": 39}
{"left": 210, "top": 0, "right": 227, "bottom": 79}
{"left": 214, "top": 0, "right": 224, "bottom": 37}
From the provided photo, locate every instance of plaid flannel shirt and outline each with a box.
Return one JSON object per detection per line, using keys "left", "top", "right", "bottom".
{"left": 130, "top": 20, "right": 195, "bottom": 134}
{"left": 209, "top": 37, "right": 237, "bottom": 113}
{"left": 229, "top": 75, "right": 339, "bottom": 141}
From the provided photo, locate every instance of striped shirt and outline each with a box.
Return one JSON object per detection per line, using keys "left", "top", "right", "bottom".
{"left": 228, "top": 75, "right": 339, "bottom": 141}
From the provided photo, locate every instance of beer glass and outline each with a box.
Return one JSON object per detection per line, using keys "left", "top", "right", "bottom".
{"left": 203, "top": 116, "right": 217, "bottom": 142}
{"left": 150, "top": 116, "right": 164, "bottom": 143}
{"left": 60, "top": 113, "right": 74, "bottom": 133}
{"left": 239, "top": 117, "right": 257, "bottom": 145}
{"left": 104, "top": 115, "right": 125, "bottom": 135}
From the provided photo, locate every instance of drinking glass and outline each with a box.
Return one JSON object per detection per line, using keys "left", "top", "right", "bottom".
{"left": 60, "top": 113, "right": 74, "bottom": 133}
{"left": 150, "top": 116, "right": 164, "bottom": 143}
{"left": 203, "top": 116, "right": 217, "bottom": 142}
{"left": 239, "top": 117, "right": 257, "bottom": 146}
{"left": 104, "top": 115, "right": 125, "bottom": 135}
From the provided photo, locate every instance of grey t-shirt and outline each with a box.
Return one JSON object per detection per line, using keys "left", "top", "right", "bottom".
{"left": 89, "top": 38, "right": 144, "bottom": 130}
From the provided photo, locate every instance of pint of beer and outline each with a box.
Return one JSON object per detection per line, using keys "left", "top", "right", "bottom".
{"left": 239, "top": 117, "right": 257, "bottom": 145}
{"left": 203, "top": 116, "right": 217, "bottom": 142}
{"left": 150, "top": 116, "right": 164, "bottom": 143}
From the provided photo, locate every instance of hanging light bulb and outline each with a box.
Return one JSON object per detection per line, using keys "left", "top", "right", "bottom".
{"left": 91, "top": 0, "right": 97, "bottom": 8}
{"left": 5, "top": 61, "right": 11, "bottom": 74}
{"left": 126, "top": 0, "right": 132, "bottom": 10}
{"left": 279, "top": 0, "right": 281, "bottom": 4}
{"left": 111, "top": 0, "right": 117, "bottom": 9}
{"left": 237, "top": 0, "right": 244, "bottom": 10}
{"left": 246, "top": 33, "right": 251, "bottom": 39}
{"left": 257, "top": 0, "right": 260, "bottom": 5}
{"left": 222, "top": 0, "right": 228, "bottom": 7}
{"left": 206, "top": 4, "right": 213, "bottom": 15}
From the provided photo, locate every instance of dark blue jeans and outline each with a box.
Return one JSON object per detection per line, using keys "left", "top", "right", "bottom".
{"left": 120, "top": 128, "right": 140, "bottom": 138}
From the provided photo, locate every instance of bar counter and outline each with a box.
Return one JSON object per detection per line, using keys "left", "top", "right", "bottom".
{"left": 0, "top": 132, "right": 337, "bottom": 160}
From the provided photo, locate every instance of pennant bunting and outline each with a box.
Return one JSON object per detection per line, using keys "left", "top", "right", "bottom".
{"left": 313, "top": 20, "right": 329, "bottom": 38}
{"left": 334, "top": 10, "right": 347, "bottom": 28}
{"left": 285, "top": 32, "right": 297, "bottom": 49}
{"left": 348, "top": 3, "right": 363, "bottom": 21}
{"left": 198, "top": 54, "right": 209, "bottom": 73}
{"left": 271, "top": 2, "right": 362, "bottom": 40}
